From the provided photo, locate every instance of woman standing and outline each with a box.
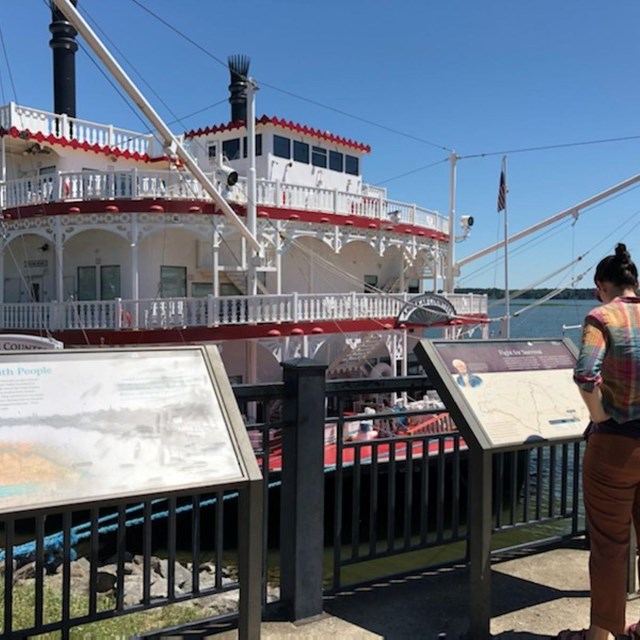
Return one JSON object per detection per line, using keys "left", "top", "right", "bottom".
{"left": 568, "top": 243, "right": 640, "bottom": 640}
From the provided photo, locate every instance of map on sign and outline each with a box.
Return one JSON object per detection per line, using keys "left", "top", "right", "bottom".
{"left": 0, "top": 347, "right": 245, "bottom": 514}
{"left": 426, "top": 340, "right": 589, "bottom": 449}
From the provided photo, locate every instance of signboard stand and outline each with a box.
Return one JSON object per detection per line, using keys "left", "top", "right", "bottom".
{"left": 414, "top": 338, "right": 587, "bottom": 640}
{"left": 0, "top": 344, "right": 262, "bottom": 640}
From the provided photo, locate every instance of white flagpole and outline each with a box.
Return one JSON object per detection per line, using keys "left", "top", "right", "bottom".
{"left": 502, "top": 156, "right": 510, "bottom": 338}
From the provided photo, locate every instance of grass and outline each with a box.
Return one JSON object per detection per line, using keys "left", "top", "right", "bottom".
{"left": 3, "top": 580, "right": 223, "bottom": 639}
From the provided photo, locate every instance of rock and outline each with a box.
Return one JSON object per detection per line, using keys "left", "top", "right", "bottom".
{"left": 157, "top": 559, "right": 193, "bottom": 590}
{"left": 13, "top": 561, "right": 41, "bottom": 582}
{"left": 70, "top": 557, "right": 90, "bottom": 578}
{"left": 266, "top": 585, "right": 280, "bottom": 603}
{"left": 198, "top": 569, "right": 218, "bottom": 589}
{"left": 122, "top": 574, "right": 144, "bottom": 606}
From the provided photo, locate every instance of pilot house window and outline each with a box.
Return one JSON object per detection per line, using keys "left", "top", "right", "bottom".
{"left": 222, "top": 138, "right": 241, "bottom": 161}
{"left": 345, "top": 155, "right": 359, "bottom": 176}
{"left": 273, "top": 135, "right": 291, "bottom": 159}
{"left": 311, "top": 146, "right": 327, "bottom": 168}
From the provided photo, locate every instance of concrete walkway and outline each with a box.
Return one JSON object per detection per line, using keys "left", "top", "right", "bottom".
{"left": 185, "top": 538, "right": 640, "bottom": 639}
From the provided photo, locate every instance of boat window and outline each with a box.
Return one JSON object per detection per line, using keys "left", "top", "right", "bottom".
{"left": 293, "top": 140, "right": 309, "bottom": 164}
{"left": 273, "top": 135, "right": 291, "bottom": 159}
{"left": 222, "top": 138, "right": 241, "bottom": 161}
{"left": 192, "top": 282, "right": 212, "bottom": 297}
{"left": 100, "top": 265, "right": 121, "bottom": 300}
{"left": 408, "top": 278, "right": 420, "bottom": 294}
{"left": 220, "top": 282, "right": 242, "bottom": 296}
{"left": 242, "top": 134, "right": 262, "bottom": 157}
{"left": 364, "top": 274, "right": 378, "bottom": 293}
{"left": 345, "top": 155, "right": 359, "bottom": 176}
{"left": 329, "top": 150, "right": 343, "bottom": 172}
{"left": 77, "top": 266, "right": 97, "bottom": 301}
{"left": 312, "top": 146, "right": 327, "bottom": 168}
{"left": 160, "top": 266, "right": 187, "bottom": 298}
{"left": 207, "top": 144, "right": 217, "bottom": 160}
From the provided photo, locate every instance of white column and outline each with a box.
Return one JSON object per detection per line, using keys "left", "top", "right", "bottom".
{"left": 213, "top": 223, "right": 220, "bottom": 297}
{"left": 130, "top": 213, "right": 139, "bottom": 299}
{"left": 1, "top": 134, "right": 6, "bottom": 182}
{"left": 246, "top": 80, "right": 259, "bottom": 298}
{"left": 54, "top": 217, "right": 64, "bottom": 302}
{"left": 246, "top": 340, "right": 258, "bottom": 420}
{"left": 130, "top": 213, "right": 139, "bottom": 326}
{"left": 276, "top": 220, "right": 283, "bottom": 295}
{"left": 445, "top": 152, "right": 457, "bottom": 293}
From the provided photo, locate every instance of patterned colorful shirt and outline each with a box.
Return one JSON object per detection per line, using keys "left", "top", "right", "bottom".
{"left": 574, "top": 296, "right": 640, "bottom": 423}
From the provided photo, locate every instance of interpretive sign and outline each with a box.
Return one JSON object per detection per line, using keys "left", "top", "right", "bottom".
{"left": 415, "top": 338, "right": 588, "bottom": 450}
{"left": 0, "top": 345, "right": 259, "bottom": 514}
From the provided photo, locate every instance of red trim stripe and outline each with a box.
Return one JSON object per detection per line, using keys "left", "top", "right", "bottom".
{"left": 41, "top": 314, "right": 487, "bottom": 347}
{"left": 184, "top": 115, "right": 371, "bottom": 153}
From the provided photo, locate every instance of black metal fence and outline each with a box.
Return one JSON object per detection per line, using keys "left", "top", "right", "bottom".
{"left": 0, "top": 362, "right": 585, "bottom": 637}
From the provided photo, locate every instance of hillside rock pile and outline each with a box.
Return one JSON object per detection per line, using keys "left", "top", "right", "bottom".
{"left": 8, "top": 554, "right": 279, "bottom": 616}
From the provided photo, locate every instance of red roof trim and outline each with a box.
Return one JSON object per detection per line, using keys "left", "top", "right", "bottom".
{"left": 184, "top": 115, "right": 371, "bottom": 153}
{"left": 0, "top": 127, "right": 173, "bottom": 164}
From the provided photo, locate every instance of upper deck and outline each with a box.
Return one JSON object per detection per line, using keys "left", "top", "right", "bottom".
{"left": 0, "top": 103, "right": 447, "bottom": 235}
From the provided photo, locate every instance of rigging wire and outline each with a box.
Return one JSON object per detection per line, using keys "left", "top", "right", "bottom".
{"left": 130, "top": 0, "right": 640, "bottom": 162}
{"left": 373, "top": 157, "right": 449, "bottom": 186}
{"left": 489, "top": 208, "right": 640, "bottom": 322}
{"left": 458, "top": 134, "right": 640, "bottom": 160}
{"left": 0, "top": 23, "right": 18, "bottom": 106}
{"left": 128, "top": 0, "right": 452, "bottom": 153}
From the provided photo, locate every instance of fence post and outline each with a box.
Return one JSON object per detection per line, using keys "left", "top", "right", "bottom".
{"left": 280, "top": 357, "right": 328, "bottom": 621}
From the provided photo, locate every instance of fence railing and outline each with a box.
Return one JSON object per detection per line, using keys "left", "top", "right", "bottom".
{"left": 0, "top": 102, "right": 158, "bottom": 155}
{"left": 2, "top": 168, "right": 447, "bottom": 233}
{"left": 0, "top": 292, "right": 488, "bottom": 333}
{"left": 0, "top": 366, "right": 585, "bottom": 638}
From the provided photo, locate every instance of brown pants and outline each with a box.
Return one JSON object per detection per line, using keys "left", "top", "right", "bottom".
{"left": 583, "top": 433, "right": 640, "bottom": 634}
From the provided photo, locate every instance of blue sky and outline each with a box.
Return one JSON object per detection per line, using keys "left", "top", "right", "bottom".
{"left": 2, "top": 0, "right": 640, "bottom": 289}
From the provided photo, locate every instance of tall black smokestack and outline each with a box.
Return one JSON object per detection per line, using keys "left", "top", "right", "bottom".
{"left": 228, "top": 55, "right": 250, "bottom": 123}
{"left": 49, "top": 0, "right": 78, "bottom": 117}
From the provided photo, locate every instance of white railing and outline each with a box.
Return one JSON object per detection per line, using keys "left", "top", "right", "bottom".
{"left": 2, "top": 169, "right": 447, "bottom": 234}
{"left": 1, "top": 103, "right": 158, "bottom": 155}
{"left": 0, "top": 293, "right": 487, "bottom": 333}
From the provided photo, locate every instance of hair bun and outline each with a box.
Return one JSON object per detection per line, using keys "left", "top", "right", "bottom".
{"left": 615, "top": 243, "right": 631, "bottom": 265}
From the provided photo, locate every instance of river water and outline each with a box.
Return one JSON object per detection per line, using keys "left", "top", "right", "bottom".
{"left": 486, "top": 298, "right": 596, "bottom": 340}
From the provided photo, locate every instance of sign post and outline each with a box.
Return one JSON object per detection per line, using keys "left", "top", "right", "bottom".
{"left": 0, "top": 344, "right": 262, "bottom": 639}
{"left": 414, "top": 338, "right": 587, "bottom": 639}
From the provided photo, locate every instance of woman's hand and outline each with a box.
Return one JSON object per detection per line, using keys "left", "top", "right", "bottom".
{"left": 589, "top": 407, "right": 611, "bottom": 424}
{"left": 579, "top": 387, "right": 610, "bottom": 424}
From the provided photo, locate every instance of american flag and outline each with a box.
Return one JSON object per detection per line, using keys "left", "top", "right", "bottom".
{"left": 497, "top": 168, "right": 507, "bottom": 212}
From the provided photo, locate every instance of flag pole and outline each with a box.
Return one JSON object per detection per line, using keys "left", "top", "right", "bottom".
{"left": 503, "top": 156, "right": 510, "bottom": 338}
{"left": 497, "top": 156, "right": 510, "bottom": 338}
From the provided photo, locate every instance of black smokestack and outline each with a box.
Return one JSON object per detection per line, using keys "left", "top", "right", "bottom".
{"left": 228, "top": 55, "right": 250, "bottom": 123}
{"left": 49, "top": 0, "right": 78, "bottom": 117}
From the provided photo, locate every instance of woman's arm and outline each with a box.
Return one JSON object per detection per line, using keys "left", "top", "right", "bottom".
{"left": 574, "top": 314, "right": 610, "bottom": 423}
{"left": 578, "top": 386, "right": 610, "bottom": 423}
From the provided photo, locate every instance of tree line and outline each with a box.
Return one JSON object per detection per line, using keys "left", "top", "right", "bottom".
{"left": 455, "top": 288, "right": 594, "bottom": 300}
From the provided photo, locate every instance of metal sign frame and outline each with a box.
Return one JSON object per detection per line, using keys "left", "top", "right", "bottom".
{"left": 414, "top": 337, "right": 584, "bottom": 640}
{"left": 0, "top": 344, "right": 262, "bottom": 639}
